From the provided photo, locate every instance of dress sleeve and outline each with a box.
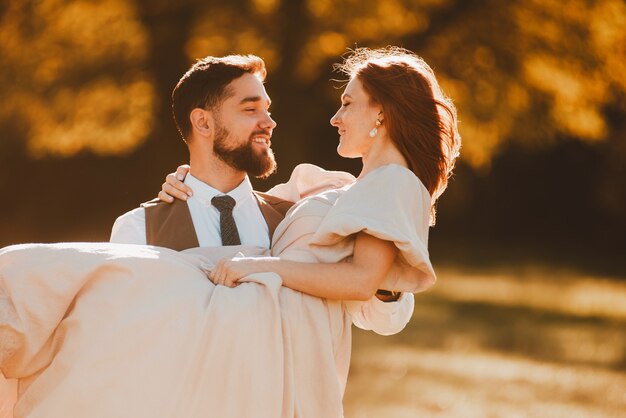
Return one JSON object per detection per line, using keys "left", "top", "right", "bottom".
{"left": 264, "top": 163, "right": 355, "bottom": 202}
{"left": 309, "top": 165, "right": 436, "bottom": 293}
{"left": 345, "top": 292, "right": 415, "bottom": 336}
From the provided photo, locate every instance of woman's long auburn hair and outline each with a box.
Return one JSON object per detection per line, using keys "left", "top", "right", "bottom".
{"left": 338, "top": 47, "right": 461, "bottom": 225}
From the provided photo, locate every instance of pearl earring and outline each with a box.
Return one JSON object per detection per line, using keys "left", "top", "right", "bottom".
{"left": 369, "top": 119, "right": 382, "bottom": 138}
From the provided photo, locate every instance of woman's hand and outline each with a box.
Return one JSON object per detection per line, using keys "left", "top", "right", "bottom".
{"left": 158, "top": 164, "right": 193, "bottom": 203}
{"left": 207, "top": 257, "right": 267, "bottom": 288}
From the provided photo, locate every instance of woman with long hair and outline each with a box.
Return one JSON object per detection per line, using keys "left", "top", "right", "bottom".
{"left": 0, "top": 47, "right": 459, "bottom": 418}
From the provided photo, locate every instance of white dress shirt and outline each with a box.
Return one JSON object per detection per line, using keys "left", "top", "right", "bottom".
{"left": 110, "top": 174, "right": 269, "bottom": 248}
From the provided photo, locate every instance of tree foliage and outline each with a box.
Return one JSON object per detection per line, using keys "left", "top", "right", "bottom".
{"left": 1, "top": 0, "right": 624, "bottom": 166}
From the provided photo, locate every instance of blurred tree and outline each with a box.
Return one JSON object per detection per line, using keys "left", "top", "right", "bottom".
{"left": 2, "top": 0, "right": 624, "bottom": 165}
{"left": 0, "top": 0, "right": 155, "bottom": 157}
{"left": 417, "top": 0, "right": 626, "bottom": 169}
{"left": 0, "top": 0, "right": 624, "bottom": 256}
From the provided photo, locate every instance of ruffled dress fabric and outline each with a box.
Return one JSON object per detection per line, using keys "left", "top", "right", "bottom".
{"left": 0, "top": 164, "right": 434, "bottom": 418}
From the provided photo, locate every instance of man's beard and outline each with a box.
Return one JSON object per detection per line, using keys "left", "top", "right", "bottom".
{"left": 213, "top": 123, "right": 277, "bottom": 179}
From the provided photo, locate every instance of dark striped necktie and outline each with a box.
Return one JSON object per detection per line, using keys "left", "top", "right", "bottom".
{"left": 211, "top": 195, "right": 241, "bottom": 246}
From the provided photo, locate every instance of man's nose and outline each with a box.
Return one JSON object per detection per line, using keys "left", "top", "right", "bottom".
{"left": 261, "top": 113, "right": 277, "bottom": 130}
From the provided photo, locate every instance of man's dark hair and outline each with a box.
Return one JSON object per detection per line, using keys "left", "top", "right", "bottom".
{"left": 172, "top": 55, "right": 266, "bottom": 141}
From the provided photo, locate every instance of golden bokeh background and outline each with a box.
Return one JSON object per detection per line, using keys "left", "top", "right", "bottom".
{"left": 1, "top": 0, "right": 625, "bottom": 416}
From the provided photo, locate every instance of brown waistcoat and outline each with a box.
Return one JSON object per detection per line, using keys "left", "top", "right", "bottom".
{"left": 142, "top": 192, "right": 294, "bottom": 251}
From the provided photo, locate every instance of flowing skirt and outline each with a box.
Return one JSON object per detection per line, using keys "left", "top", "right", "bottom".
{"left": 0, "top": 243, "right": 349, "bottom": 418}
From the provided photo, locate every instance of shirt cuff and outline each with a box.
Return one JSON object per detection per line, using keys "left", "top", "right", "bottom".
{"left": 370, "top": 292, "right": 408, "bottom": 313}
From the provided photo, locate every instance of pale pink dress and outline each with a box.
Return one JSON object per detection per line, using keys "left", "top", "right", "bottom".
{"left": 0, "top": 164, "right": 435, "bottom": 418}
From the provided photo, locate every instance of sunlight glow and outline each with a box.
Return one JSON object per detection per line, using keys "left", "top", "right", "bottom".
{"left": 26, "top": 78, "right": 155, "bottom": 157}
{"left": 348, "top": 346, "right": 626, "bottom": 417}
{"left": 184, "top": 10, "right": 278, "bottom": 71}
{"left": 251, "top": 0, "right": 281, "bottom": 14}
{"left": 434, "top": 267, "right": 626, "bottom": 320}
{"left": 0, "top": 0, "right": 153, "bottom": 157}
{"left": 1, "top": 0, "right": 625, "bottom": 167}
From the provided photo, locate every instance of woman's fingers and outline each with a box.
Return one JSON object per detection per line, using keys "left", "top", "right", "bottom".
{"left": 224, "top": 270, "right": 240, "bottom": 288}
{"left": 165, "top": 172, "right": 178, "bottom": 185}
{"left": 213, "top": 260, "right": 227, "bottom": 286}
{"left": 213, "top": 267, "right": 224, "bottom": 286}
{"left": 206, "top": 268, "right": 216, "bottom": 284}
{"left": 156, "top": 164, "right": 193, "bottom": 204}
{"left": 224, "top": 278, "right": 239, "bottom": 288}
{"left": 166, "top": 173, "right": 193, "bottom": 197}
{"left": 158, "top": 190, "right": 174, "bottom": 203}
{"left": 160, "top": 181, "right": 190, "bottom": 202}
{"left": 176, "top": 164, "right": 191, "bottom": 180}
{"left": 160, "top": 174, "right": 193, "bottom": 202}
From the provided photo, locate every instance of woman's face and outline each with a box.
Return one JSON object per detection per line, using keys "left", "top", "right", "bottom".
{"left": 330, "top": 76, "right": 381, "bottom": 158}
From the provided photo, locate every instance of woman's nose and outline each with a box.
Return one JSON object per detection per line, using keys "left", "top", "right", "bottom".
{"left": 330, "top": 111, "right": 341, "bottom": 127}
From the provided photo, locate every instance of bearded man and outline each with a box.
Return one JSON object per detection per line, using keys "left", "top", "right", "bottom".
{"left": 111, "top": 55, "right": 293, "bottom": 248}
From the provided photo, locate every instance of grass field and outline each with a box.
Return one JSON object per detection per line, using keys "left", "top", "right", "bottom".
{"left": 345, "top": 265, "right": 626, "bottom": 418}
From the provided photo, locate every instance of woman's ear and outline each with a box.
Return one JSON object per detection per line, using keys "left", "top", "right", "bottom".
{"left": 190, "top": 108, "right": 213, "bottom": 137}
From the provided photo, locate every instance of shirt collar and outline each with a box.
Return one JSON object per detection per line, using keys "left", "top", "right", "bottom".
{"left": 185, "top": 173, "right": 254, "bottom": 208}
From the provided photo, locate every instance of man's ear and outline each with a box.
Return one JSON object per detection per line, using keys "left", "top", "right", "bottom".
{"left": 189, "top": 108, "right": 213, "bottom": 137}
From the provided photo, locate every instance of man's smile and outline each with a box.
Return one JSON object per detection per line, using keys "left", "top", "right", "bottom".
{"left": 251, "top": 135, "right": 271, "bottom": 148}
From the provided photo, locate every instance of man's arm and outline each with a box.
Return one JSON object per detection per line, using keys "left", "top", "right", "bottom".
{"left": 110, "top": 207, "right": 147, "bottom": 244}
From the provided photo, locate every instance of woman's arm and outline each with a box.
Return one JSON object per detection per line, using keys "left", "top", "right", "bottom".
{"left": 210, "top": 232, "right": 398, "bottom": 301}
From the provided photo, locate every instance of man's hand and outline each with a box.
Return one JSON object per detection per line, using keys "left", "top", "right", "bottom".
{"left": 158, "top": 164, "right": 193, "bottom": 202}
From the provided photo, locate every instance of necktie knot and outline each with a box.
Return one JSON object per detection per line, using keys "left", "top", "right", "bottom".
{"left": 211, "top": 195, "right": 236, "bottom": 212}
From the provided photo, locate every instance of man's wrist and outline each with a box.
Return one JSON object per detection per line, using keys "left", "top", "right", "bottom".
{"left": 375, "top": 289, "right": 401, "bottom": 303}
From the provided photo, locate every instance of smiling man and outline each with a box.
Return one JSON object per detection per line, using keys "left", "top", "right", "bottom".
{"left": 111, "top": 55, "right": 293, "bottom": 248}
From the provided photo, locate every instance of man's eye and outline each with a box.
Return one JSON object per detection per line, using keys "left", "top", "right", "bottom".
{"left": 342, "top": 103, "right": 350, "bottom": 107}
{"left": 245, "top": 108, "right": 255, "bottom": 112}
